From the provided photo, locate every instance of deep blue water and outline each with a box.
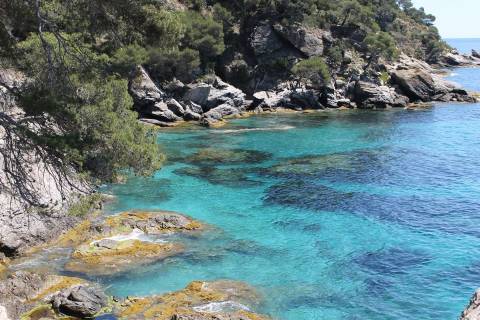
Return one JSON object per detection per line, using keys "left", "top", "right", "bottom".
{"left": 446, "top": 38, "right": 480, "bottom": 54}
{"left": 99, "top": 66, "right": 480, "bottom": 319}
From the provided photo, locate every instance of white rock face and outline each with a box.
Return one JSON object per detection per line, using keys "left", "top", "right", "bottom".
{"left": 0, "top": 306, "right": 10, "bottom": 320}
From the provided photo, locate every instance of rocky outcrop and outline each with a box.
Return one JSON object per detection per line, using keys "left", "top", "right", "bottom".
{"left": 273, "top": 23, "right": 333, "bottom": 57}
{"left": 52, "top": 285, "right": 108, "bottom": 318}
{"left": 117, "top": 280, "right": 269, "bottom": 320}
{"left": 438, "top": 52, "right": 480, "bottom": 67}
{"left": 0, "top": 271, "right": 86, "bottom": 320}
{"left": 385, "top": 54, "right": 477, "bottom": 104}
{"left": 250, "top": 23, "right": 303, "bottom": 65}
{"left": 391, "top": 68, "right": 475, "bottom": 103}
{"left": 461, "top": 289, "right": 480, "bottom": 320}
{"left": 0, "top": 70, "right": 92, "bottom": 257}
{"left": 354, "top": 81, "right": 409, "bottom": 109}
{"left": 59, "top": 211, "right": 203, "bottom": 275}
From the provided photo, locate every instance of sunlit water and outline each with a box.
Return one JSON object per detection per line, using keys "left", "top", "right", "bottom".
{"left": 96, "top": 56, "right": 480, "bottom": 319}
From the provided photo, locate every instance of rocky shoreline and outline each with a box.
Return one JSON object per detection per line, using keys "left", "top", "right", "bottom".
{"left": 128, "top": 23, "right": 480, "bottom": 128}
{"left": 0, "top": 208, "right": 271, "bottom": 320}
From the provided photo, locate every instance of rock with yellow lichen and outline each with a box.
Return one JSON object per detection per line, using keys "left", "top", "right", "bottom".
{"left": 0, "top": 271, "right": 87, "bottom": 320}
{"left": 64, "top": 239, "right": 183, "bottom": 275}
{"left": 59, "top": 210, "right": 203, "bottom": 276}
{"left": 54, "top": 210, "right": 203, "bottom": 248}
{"left": 116, "top": 280, "right": 270, "bottom": 320}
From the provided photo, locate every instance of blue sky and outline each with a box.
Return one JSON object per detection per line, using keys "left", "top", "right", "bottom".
{"left": 412, "top": 0, "right": 480, "bottom": 38}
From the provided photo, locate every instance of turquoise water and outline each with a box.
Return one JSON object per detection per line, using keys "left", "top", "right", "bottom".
{"left": 98, "top": 69, "right": 480, "bottom": 319}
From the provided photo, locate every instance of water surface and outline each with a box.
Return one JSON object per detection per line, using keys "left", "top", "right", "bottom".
{"left": 99, "top": 69, "right": 480, "bottom": 319}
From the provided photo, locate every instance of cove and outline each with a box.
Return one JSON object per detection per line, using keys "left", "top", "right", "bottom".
{"left": 99, "top": 68, "right": 480, "bottom": 320}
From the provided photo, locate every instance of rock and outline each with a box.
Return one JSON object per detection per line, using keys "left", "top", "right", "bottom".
{"left": 461, "top": 289, "right": 480, "bottom": 320}
{"left": 439, "top": 52, "right": 480, "bottom": 67}
{"left": 391, "top": 67, "right": 475, "bottom": 103}
{"left": 253, "top": 90, "right": 289, "bottom": 109}
{"left": 52, "top": 285, "right": 108, "bottom": 318}
{"left": 186, "top": 101, "right": 203, "bottom": 114}
{"left": 204, "top": 104, "right": 240, "bottom": 121}
{"left": 184, "top": 77, "right": 246, "bottom": 114}
{"left": 117, "top": 280, "right": 268, "bottom": 320}
{"left": 0, "top": 306, "right": 9, "bottom": 320}
{"left": 146, "top": 101, "right": 182, "bottom": 122}
{"left": 250, "top": 23, "right": 302, "bottom": 65}
{"left": 128, "top": 65, "right": 165, "bottom": 108}
{"left": 166, "top": 98, "right": 186, "bottom": 117}
{"left": 65, "top": 239, "right": 183, "bottom": 276}
{"left": 473, "top": 50, "right": 480, "bottom": 59}
{"left": 61, "top": 211, "right": 202, "bottom": 275}
{"left": 273, "top": 23, "right": 332, "bottom": 57}
{"left": 183, "top": 110, "right": 202, "bottom": 121}
{"left": 391, "top": 69, "right": 447, "bottom": 101}
{"left": 139, "top": 118, "right": 178, "bottom": 127}
{"left": 354, "top": 81, "right": 409, "bottom": 109}
{"left": 0, "top": 271, "right": 85, "bottom": 320}
{"left": 183, "top": 83, "right": 211, "bottom": 107}
{"left": 164, "top": 78, "right": 186, "bottom": 96}
{"left": 289, "top": 90, "right": 323, "bottom": 109}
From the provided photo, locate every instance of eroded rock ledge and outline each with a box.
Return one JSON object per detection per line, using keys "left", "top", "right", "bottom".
{"left": 0, "top": 270, "right": 269, "bottom": 320}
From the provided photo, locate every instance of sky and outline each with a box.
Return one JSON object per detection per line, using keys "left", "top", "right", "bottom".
{"left": 412, "top": 0, "right": 480, "bottom": 38}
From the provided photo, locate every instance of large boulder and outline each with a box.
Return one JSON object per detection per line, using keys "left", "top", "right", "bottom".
{"left": 391, "top": 69, "right": 450, "bottom": 102}
{"left": 52, "top": 285, "right": 108, "bottom": 318}
{"left": 461, "top": 289, "right": 480, "bottom": 320}
{"left": 184, "top": 77, "right": 246, "bottom": 112}
{"left": 354, "top": 81, "right": 409, "bottom": 109}
{"left": 250, "top": 23, "right": 303, "bottom": 65}
{"left": 128, "top": 65, "right": 165, "bottom": 107}
{"left": 273, "top": 24, "right": 333, "bottom": 57}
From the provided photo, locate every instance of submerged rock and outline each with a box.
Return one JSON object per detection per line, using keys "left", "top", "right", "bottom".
{"left": 174, "top": 166, "right": 261, "bottom": 188}
{"left": 184, "top": 148, "right": 271, "bottom": 166}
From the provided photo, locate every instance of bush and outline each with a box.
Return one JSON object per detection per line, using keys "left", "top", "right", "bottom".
{"left": 292, "top": 57, "right": 331, "bottom": 88}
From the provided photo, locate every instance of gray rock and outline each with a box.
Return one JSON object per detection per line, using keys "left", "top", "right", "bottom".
{"left": 204, "top": 104, "right": 240, "bottom": 120}
{"left": 289, "top": 90, "right": 323, "bottom": 109}
{"left": 128, "top": 66, "right": 165, "bottom": 108}
{"left": 273, "top": 23, "right": 332, "bottom": 57}
{"left": 148, "top": 101, "right": 182, "bottom": 122}
{"left": 95, "top": 239, "right": 117, "bottom": 250}
{"left": 166, "top": 98, "right": 186, "bottom": 117}
{"left": 473, "top": 50, "right": 480, "bottom": 59}
{"left": 253, "top": 90, "right": 290, "bottom": 109}
{"left": 461, "top": 289, "right": 480, "bottom": 320}
{"left": 183, "top": 83, "right": 211, "bottom": 107}
{"left": 52, "top": 285, "right": 108, "bottom": 318}
{"left": 183, "top": 77, "right": 246, "bottom": 116}
{"left": 250, "top": 23, "right": 302, "bottom": 65}
{"left": 354, "top": 81, "right": 409, "bottom": 109}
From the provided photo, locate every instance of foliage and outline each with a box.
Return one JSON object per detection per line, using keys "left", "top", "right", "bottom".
{"left": 292, "top": 57, "right": 331, "bottom": 88}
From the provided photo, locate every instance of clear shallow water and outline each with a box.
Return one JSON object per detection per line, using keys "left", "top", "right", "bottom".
{"left": 98, "top": 69, "right": 480, "bottom": 319}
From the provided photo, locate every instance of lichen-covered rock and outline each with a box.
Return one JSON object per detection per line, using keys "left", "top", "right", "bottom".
{"left": 65, "top": 238, "right": 183, "bottom": 275}
{"left": 60, "top": 211, "right": 202, "bottom": 275}
{"left": 128, "top": 65, "right": 165, "bottom": 108}
{"left": 117, "top": 280, "right": 269, "bottom": 320}
{"left": 461, "top": 289, "right": 480, "bottom": 320}
{"left": 0, "top": 271, "right": 85, "bottom": 320}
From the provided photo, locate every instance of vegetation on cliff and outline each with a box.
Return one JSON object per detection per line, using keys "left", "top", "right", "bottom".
{"left": 0, "top": 0, "right": 446, "bottom": 208}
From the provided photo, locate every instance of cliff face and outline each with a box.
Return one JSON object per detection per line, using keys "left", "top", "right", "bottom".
{"left": 0, "top": 70, "right": 91, "bottom": 257}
